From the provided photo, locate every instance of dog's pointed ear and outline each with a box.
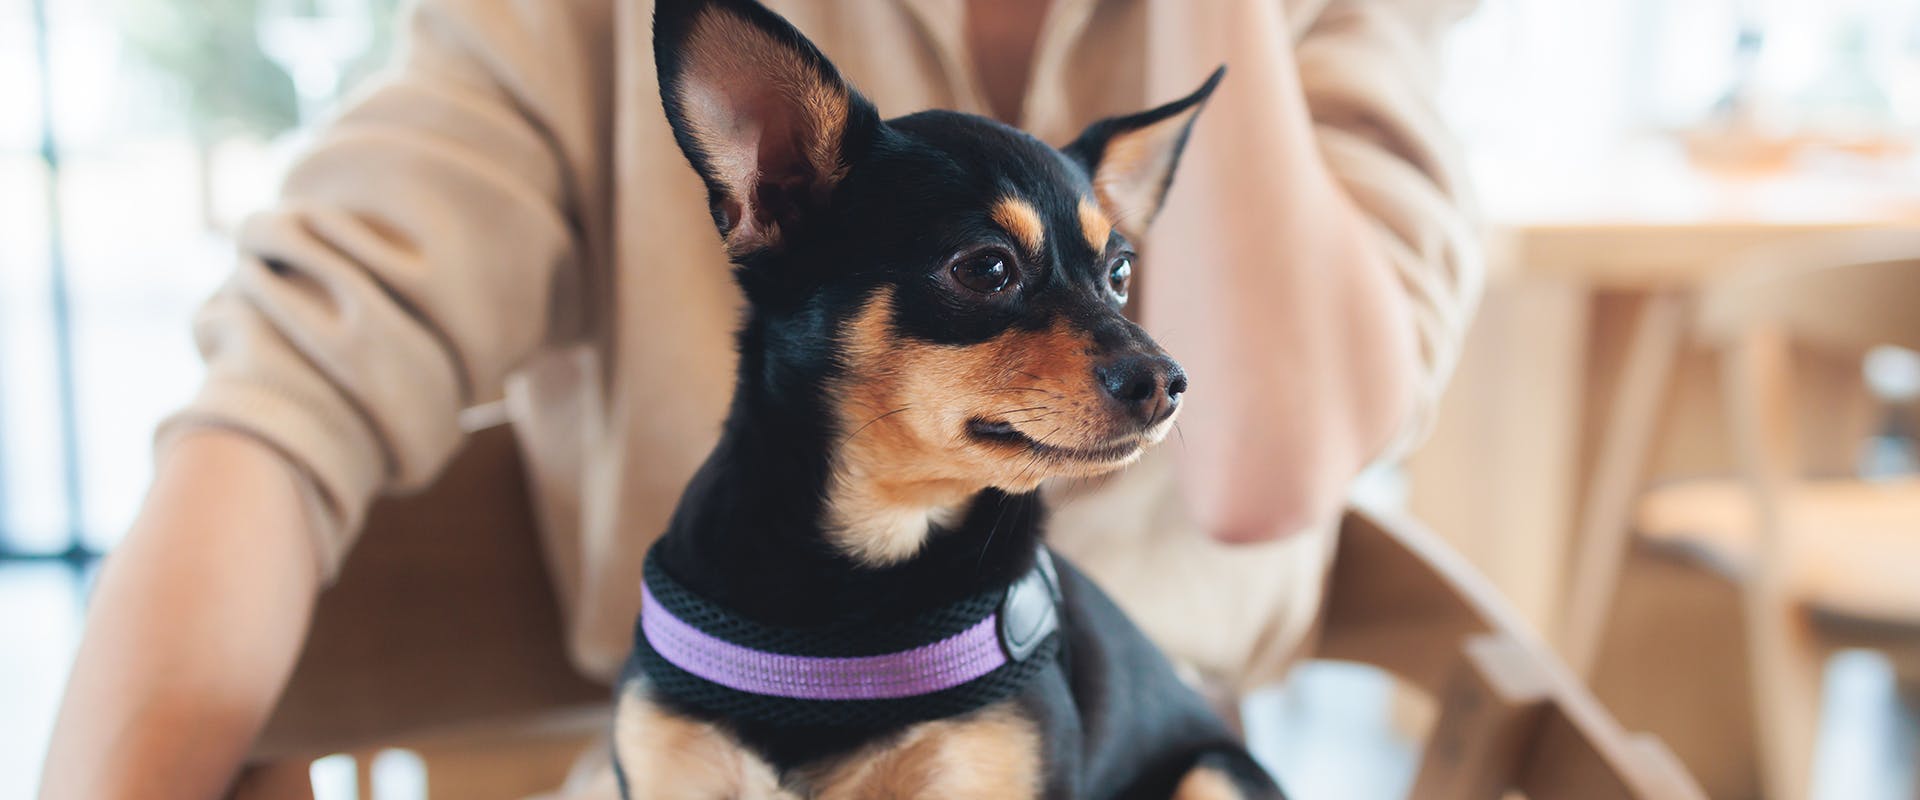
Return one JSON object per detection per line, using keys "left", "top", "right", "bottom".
{"left": 1064, "top": 67, "right": 1224, "bottom": 237}
{"left": 654, "top": 0, "right": 879, "bottom": 256}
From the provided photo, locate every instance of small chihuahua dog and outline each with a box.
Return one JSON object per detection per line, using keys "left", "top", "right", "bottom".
{"left": 615, "top": 1, "right": 1284, "bottom": 798}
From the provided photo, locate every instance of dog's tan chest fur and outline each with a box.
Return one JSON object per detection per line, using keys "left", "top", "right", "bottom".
{"left": 615, "top": 691, "right": 796, "bottom": 799}
{"left": 615, "top": 691, "right": 1043, "bottom": 799}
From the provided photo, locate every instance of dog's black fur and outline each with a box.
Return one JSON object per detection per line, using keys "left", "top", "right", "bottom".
{"left": 616, "top": 1, "right": 1284, "bottom": 797}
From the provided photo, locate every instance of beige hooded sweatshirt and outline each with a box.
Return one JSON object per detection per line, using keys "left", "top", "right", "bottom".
{"left": 160, "top": 0, "right": 1482, "bottom": 691}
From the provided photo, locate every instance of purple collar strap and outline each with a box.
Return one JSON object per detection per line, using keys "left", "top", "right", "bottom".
{"left": 641, "top": 584, "right": 1007, "bottom": 699}
{"left": 633, "top": 548, "right": 1062, "bottom": 727}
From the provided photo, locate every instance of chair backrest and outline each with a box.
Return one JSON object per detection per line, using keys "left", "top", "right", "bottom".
{"left": 1695, "top": 230, "right": 1920, "bottom": 355}
{"left": 1694, "top": 230, "right": 1920, "bottom": 494}
{"left": 1320, "top": 511, "right": 1706, "bottom": 799}
{"left": 250, "top": 424, "right": 608, "bottom": 761}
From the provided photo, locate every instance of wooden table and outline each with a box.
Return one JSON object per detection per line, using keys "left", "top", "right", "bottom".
{"left": 1402, "top": 144, "right": 1920, "bottom": 662}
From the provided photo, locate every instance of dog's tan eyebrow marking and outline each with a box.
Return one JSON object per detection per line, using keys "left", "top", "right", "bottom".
{"left": 1078, "top": 197, "right": 1113, "bottom": 251}
{"left": 991, "top": 196, "right": 1046, "bottom": 254}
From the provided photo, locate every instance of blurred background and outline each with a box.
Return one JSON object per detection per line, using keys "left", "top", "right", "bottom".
{"left": 3, "top": 0, "right": 1918, "bottom": 797}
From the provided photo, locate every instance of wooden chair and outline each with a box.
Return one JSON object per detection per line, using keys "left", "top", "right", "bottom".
{"left": 232, "top": 425, "right": 611, "bottom": 798}
{"left": 1323, "top": 511, "right": 1703, "bottom": 799}
{"left": 231, "top": 428, "right": 1704, "bottom": 798}
{"left": 1558, "top": 230, "right": 1920, "bottom": 800}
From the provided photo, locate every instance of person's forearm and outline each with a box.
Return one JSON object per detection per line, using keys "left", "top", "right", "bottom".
{"left": 1145, "top": 3, "right": 1422, "bottom": 542}
{"left": 40, "top": 430, "right": 320, "bottom": 800}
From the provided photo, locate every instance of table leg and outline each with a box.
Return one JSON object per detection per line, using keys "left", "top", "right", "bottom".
{"left": 1557, "top": 292, "right": 1688, "bottom": 676}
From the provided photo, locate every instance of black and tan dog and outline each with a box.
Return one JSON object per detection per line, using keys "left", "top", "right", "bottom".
{"left": 615, "top": 1, "right": 1285, "bottom": 797}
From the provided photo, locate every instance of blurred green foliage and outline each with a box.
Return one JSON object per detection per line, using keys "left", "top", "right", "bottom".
{"left": 115, "top": 0, "right": 398, "bottom": 142}
{"left": 116, "top": 0, "right": 300, "bottom": 140}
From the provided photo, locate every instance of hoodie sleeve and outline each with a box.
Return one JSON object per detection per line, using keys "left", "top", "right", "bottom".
{"left": 1292, "top": 0, "right": 1485, "bottom": 456}
{"left": 156, "top": 0, "right": 613, "bottom": 579}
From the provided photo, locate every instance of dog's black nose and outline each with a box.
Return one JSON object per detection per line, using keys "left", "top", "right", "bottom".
{"left": 1096, "top": 355, "right": 1186, "bottom": 426}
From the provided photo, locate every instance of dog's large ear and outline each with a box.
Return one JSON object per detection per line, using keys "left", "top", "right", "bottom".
{"left": 654, "top": 0, "right": 879, "bottom": 256}
{"left": 1064, "top": 67, "right": 1224, "bottom": 236}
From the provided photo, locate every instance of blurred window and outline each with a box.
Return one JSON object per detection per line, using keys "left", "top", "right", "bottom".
{"left": 0, "top": 0, "right": 394, "bottom": 560}
{"left": 1442, "top": 0, "right": 1920, "bottom": 162}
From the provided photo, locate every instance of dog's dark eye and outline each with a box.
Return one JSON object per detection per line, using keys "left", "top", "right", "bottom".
{"left": 1107, "top": 256, "right": 1133, "bottom": 303}
{"left": 951, "top": 253, "right": 1012, "bottom": 294}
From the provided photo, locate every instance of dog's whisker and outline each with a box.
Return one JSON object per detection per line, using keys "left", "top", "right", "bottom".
{"left": 1109, "top": 204, "right": 1153, "bottom": 232}
{"left": 983, "top": 448, "right": 1050, "bottom": 569}
{"left": 1018, "top": 426, "right": 1064, "bottom": 482}
{"left": 1003, "top": 409, "right": 1057, "bottom": 420}
{"left": 837, "top": 405, "right": 912, "bottom": 448}
{"left": 977, "top": 490, "right": 1024, "bottom": 567}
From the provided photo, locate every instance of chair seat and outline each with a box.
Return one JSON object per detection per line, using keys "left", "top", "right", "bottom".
{"left": 1634, "top": 477, "right": 1920, "bottom": 631}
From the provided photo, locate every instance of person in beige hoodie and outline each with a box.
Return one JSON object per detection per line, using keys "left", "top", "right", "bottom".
{"left": 41, "top": 0, "right": 1482, "bottom": 796}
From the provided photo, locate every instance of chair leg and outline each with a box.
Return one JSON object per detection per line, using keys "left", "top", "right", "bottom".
{"left": 1748, "top": 600, "right": 1825, "bottom": 800}
{"left": 1408, "top": 635, "right": 1551, "bottom": 800}
{"left": 1560, "top": 291, "right": 1686, "bottom": 676}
